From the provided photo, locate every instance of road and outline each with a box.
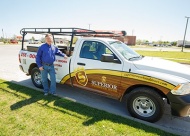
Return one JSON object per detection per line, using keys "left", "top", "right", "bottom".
{"left": 1, "top": 45, "right": 190, "bottom": 136}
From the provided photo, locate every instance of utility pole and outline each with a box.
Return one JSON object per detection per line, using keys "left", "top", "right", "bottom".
{"left": 182, "top": 16, "right": 190, "bottom": 52}
{"left": 2, "top": 29, "right": 4, "bottom": 38}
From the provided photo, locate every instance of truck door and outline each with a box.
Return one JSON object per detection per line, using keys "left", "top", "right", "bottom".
{"left": 72, "top": 40, "right": 123, "bottom": 99}
{"left": 54, "top": 55, "right": 70, "bottom": 83}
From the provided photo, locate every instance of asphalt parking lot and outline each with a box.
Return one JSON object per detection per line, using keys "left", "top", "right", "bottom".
{"left": 1, "top": 44, "right": 190, "bottom": 136}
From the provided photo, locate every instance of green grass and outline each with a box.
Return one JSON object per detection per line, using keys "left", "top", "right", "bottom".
{"left": 0, "top": 79, "right": 176, "bottom": 136}
{"left": 136, "top": 50, "right": 190, "bottom": 64}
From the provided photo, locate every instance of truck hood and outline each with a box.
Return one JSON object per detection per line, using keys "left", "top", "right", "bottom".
{"left": 132, "top": 56, "right": 190, "bottom": 82}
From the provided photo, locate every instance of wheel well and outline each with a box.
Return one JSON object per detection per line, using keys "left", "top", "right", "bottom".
{"left": 121, "top": 84, "right": 167, "bottom": 102}
{"left": 28, "top": 63, "right": 38, "bottom": 75}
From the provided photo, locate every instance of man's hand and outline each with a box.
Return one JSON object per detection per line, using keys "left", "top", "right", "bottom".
{"left": 64, "top": 55, "right": 68, "bottom": 59}
{"left": 39, "top": 67, "right": 44, "bottom": 71}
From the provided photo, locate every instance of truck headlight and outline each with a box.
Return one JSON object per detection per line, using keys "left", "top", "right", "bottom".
{"left": 171, "top": 83, "right": 190, "bottom": 95}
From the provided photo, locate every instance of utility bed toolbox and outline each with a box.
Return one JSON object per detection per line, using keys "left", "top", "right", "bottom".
{"left": 27, "top": 46, "right": 39, "bottom": 52}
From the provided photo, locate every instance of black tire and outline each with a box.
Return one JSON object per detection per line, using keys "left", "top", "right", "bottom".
{"left": 31, "top": 67, "right": 43, "bottom": 89}
{"left": 125, "top": 87, "right": 164, "bottom": 122}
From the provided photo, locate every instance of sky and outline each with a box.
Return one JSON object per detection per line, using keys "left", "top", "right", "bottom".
{"left": 0, "top": 0, "right": 190, "bottom": 42}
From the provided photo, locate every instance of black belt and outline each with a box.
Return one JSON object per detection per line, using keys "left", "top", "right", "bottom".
{"left": 42, "top": 62, "right": 53, "bottom": 66}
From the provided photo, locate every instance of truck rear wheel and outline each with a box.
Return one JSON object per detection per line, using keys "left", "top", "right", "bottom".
{"left": 125, "top": 87, "right": 164, "bottom": 122}
{"left": 31, "top": 67, "right": 43, "bottom": 89}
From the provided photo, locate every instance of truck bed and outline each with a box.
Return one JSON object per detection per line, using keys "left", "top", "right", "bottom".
{"left": 26, "top": 45, "right": 74, "bottom": 55}
{"left": 27, "top": 46, "right": 39, "bottom": 52}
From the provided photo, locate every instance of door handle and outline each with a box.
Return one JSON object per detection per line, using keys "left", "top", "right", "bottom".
{"left": 77, "top": 62, "right": 86, "bottom": 66}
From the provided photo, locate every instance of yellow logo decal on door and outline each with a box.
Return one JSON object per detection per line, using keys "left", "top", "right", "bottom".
{"left": 75, "top": 68, "right": 88, "bottom": 86}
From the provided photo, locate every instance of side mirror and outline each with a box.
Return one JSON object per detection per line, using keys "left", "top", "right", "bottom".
{"left": 100, "top": 54, "right": 121, "bottom": 64}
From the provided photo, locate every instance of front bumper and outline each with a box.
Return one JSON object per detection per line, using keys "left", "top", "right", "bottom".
{"left": 167, "top": 92, "right": 190, "bottom": 117}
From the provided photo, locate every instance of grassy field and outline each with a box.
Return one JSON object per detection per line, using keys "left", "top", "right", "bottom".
{"left": 136, "top": 50, "right": 190, "bottom": 64}
{"left": 0, "top": 79, "right": 176, "bottom": 136}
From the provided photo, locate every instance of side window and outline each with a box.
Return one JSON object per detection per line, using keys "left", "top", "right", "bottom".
{"left": 79, "top": 41, "right": 118, "bottom": 60}
{"left": 105, "top": 47, "right": 118, "bottom": 59}
{"left": 80, "top": 41, "right": 96, "bottom": 60}
{"left": 94, "top": 42, "right": 106, "bottom": 60}
{"left": 95, "top": 42, "right": 118, "bottom": 60}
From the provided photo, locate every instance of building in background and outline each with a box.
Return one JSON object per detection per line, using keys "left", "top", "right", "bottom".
{"left": 114, "top": 36, "right": 136, "bottom": 45}
{"left": 177, "top": 40, "right": 190, "bottom": 48}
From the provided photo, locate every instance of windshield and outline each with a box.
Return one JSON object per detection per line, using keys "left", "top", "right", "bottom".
{"left": 109, "top": 41, "right": 141, "bottom": 60}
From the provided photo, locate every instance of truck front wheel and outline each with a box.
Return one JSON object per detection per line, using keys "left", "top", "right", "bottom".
{"left": 31, "top": 67, "right": 43, "bottom": 89}
{"left": 125, "top": 87, "right": 164, "bottom": 122}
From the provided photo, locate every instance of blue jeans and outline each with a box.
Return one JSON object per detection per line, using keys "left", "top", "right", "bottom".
{"left": 41, "top": 64, "right": 56, "bottom": 94}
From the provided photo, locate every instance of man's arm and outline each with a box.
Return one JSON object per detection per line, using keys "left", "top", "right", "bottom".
{"left": 36, "top": 47, "right": 43, "bottom": 67}
{"left": 55, "top": 47, "right": 67, "bottom": 58}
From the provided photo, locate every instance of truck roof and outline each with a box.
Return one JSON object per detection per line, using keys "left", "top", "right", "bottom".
{"left": 78, "top": 37, "right": 117, "bottom": 42}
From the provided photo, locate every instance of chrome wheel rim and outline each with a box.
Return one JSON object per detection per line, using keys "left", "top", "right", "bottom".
{"left": 133, "top": 96, "right": 156, "bottom": 117}
{"left": 33, "top": 71, "right": 42, "bottom": 85}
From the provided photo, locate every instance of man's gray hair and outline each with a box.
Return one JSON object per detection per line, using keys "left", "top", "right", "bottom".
{"left": 45, "top": 34, "right": 52, "bottom": 37}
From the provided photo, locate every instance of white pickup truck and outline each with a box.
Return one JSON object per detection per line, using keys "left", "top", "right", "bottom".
{"left": 19, "top": 28, "right": 190, "bottom": 122}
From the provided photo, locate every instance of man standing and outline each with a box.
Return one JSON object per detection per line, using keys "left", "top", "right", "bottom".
{"left": 36, "top": 34, "right": 67, "bottom": 95}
